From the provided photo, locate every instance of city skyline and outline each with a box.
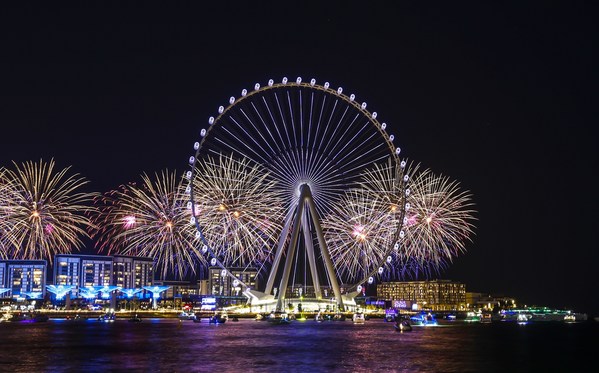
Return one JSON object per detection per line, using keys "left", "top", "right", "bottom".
{"left": 0, "top": 2, "right": 596, "bottom": 315}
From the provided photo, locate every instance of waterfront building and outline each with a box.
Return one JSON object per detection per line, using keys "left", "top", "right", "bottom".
{"left": 466, "top": 292, "right": 517, "bottom": 310}
{"left": 377, "top": 280, "right": 467, "bottom": 311}
{"left": 154, "top": 280, "right": 200, "bottom": 299}
{"left": 54, "top": 254, "right": 112, "bottom": 289}
{"left": 208, "top": 267, "right": 258, "bottom": 297}
{"left": 53, "top": 254, "right": 154, "bottom": 299}
{"left": 112, "top": 255, "right": 154, "bottom": 289}
{"left": 0, "top": 260, "right": 46, "bottom": 299}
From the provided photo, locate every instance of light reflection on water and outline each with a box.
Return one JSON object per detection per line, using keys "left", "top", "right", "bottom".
{"left": 0, "top": 318, "right": 595, "bottom": 372}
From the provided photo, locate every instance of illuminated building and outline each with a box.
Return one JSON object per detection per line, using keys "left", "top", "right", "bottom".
{"left": 112, "top": 255, "right": 154, "bottom": 289}
{"left": 54, "top": 254, "right": 112, "bottom": 289}
{"left": 0, "top": 260, "right": 46, "bottom": 300}
{"left": 154, "top": 280, "right": 199, "bottom": 299}
{"left": 53, "top": 254, "right": 154, "bottom": 299}
{"left": 377, "top": 280, "right": 466, "bottom": 311}
{"left": 466, "top": 292, "right": 517, "bottom": 310}
{"left": 209, "top": 267, "right": 258, "bottom": 298}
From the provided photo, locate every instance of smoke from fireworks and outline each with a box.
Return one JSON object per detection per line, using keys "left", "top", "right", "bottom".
{"left": 0, "top": 159, "right": 96, "bottom": 261}
{"left": 92, "top": 169, "right": 204, "bottom": 280}
{"left": 192, "top": 153, "right": 285, "bottom": 270}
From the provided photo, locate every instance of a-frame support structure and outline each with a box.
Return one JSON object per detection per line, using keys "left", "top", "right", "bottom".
{"left": 263, "top": 184, "right": 345, "bottom": 312}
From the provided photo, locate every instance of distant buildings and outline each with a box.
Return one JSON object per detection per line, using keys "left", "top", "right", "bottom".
{"left": 0, "top": 260, "right": 47, "bottom": 300}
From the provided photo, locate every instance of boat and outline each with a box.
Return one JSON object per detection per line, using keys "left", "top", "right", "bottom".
{"left": 128, "top": 314, "right": 142, "bottom": 322}
{"left": 315, "top": 311, "right": 325, "bottom": 322}
{"left": 394, "top": 320, "right": 412, "bottom": 332}
{"left": 8, "top": 312, "right": 48, "bottom": 322}
{"left": 516, "top": 313, "right": 530, "bottom": 323}
{"left": 267, "top": 311, "right": 291, "bottom": 325}
{"left": 410, "top": 312, "right": 437, "bottom": 326}
{"left": 178, "top": 311, "right": 196, "bottom": 321}
{"left": 464, "top": 311, "right": 481, "bottom": 323}
{"left": 563, "top": 314, "right": 576, "bottom": 323}
{"left": 332, "top": 312, "right": 346, "bottom": 321}
{"left": 66, "top": 314, "right": 86, "bottom": 321}
{"left": 208, "top": 312, "right": 228, "bottom": 324}
{"left": 98, "top": 311, "right": 116, "bottom": 322}
{"left": 352, "top": 312, "right": 366, "bottom": 324}
{"left": 1, "top": 313, "right": 12, "bottom": 322}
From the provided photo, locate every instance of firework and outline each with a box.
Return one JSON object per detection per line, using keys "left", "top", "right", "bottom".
{"left": 191, "top": 153, "right": 285, "bottom": 269}
{"left": 0, "top": 159, "right": 96, "bottom": 261}
{"left": 322, "top": 188, "right": 399, "bottom": 284}
{"left": 399, "top": 168, "right": 476, "bottom": 276}
{"left": 92, "top": 169, "right": 203, "bottom": 280}
{"left": 335, "top": 161, "right": 476, "bottom": 281}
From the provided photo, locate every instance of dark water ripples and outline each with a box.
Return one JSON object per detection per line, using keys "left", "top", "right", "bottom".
{"left": 0, "top": 318, "right": 596, "bottom": 372}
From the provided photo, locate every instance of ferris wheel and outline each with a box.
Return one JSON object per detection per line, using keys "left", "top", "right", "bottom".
{"left": 186, "top": 77, "right": 409, "bottom": 311}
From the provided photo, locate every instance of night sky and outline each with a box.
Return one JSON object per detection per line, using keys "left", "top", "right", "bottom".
{"left": 1, "top": 2, "right": 597, "bottom": 315}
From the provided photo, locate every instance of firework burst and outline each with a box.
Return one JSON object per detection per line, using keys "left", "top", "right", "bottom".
{"left": 192, "top": 153, "right": 285, "bottom": 270}
{"left": 92, "top": 169, "right": 204, "bottom": 280}
{"left": 0, "top": 159, "right": 96, "bottom": 261}
{"left": 329, "top": 161, "right": 476, "bottom": 282}
{"left": 322, "top": 188, "right": 399, "bottom": 284}
{"left": 399, "top": 168, "right": 477, "bottom": 276}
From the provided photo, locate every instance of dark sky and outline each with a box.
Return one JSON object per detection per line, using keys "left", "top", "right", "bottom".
{"left": 1, "top": 2, "right": 597, "bottom": 315}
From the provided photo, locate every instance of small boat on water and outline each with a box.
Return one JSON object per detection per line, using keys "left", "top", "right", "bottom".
{"left": 517, "top": 313, "right": 531, "bottom": 323}
{"left": 464, "top": 311, "right": 481, "bottom": 323}
{"left": 352, "top": 312, "right": 365, "bottom": 324}
{"left": 394, "top": 320, "right": 412, "bottom": 332}
{"left": 178, "top": 311, "right": 196, "bottom": 321}
{"left": 410, "top": 312, "right": 437, "bottom": 326}
{"left": 481, "top": 312, "right": 492, "bottom": 323}
{"left": 315, "top": 311, "right": 325, "bottom": 322}
{"left": 128, "top": 314, "right": 142, "bottom": 322}
{"left": 332, "top": 312, "right": 346, "bottom": 321}
{"left": 8, "top": 312, "right": 48, "bottom": 322}
{"left": 98, "top": 311, "right": 116, "bottom": 322}
{"left": 563, "top": 314, "right": 576, "bottom": 323}
{"left": 267, "top": 311, "right": 291, "bottom": 325}
{"left": 66, "top": 314, "right": 86, "bottom": 321}
{"left": 208, "top": 312, "right": 228, "bottom": 324}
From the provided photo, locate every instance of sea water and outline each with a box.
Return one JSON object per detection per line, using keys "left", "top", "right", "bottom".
{"left": 0, "top": 318, "right": 596, "bottom": 372}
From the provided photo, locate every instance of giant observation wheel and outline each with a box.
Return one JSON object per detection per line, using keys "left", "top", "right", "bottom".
{"left": 186, "top": 77, "right": 410, "bottom": 312}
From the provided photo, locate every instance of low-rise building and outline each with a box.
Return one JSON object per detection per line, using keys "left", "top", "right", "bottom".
{"left": 377, "top": 279, "right": 467, "bottom": 311}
